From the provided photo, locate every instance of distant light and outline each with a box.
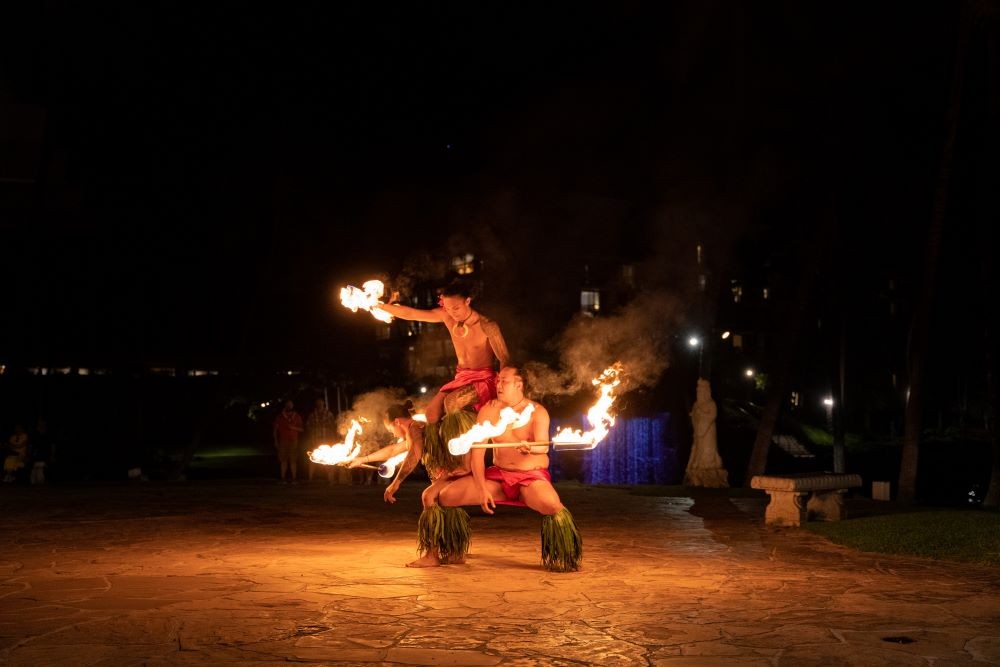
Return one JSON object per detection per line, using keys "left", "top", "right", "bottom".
{"left": 260, "top": 402, "right": 267, "bottom": 408}
{"left": 446, "top": 144, "right": 452, "bottom": 150}
{"left": 420, "top": 386, "right": 428, "bottom": 394}
{"left": 721, "top": 331, "right": 731, "bottom": 340}
{"left": 823, "top": 397, "right": 834, "bottom": 407}
{"left": 78, "top": 368, "right": 90, "bottom": 376}
{"left": 687, "top": 336, "right": 701, "bottom": 348}
{"left": 744, "top": 368, "right": 755, "bottom": 378}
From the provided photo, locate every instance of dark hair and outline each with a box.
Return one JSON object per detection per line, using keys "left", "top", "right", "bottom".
{"left": 385, "top": 399, "right": 414, "bottom": 423}
{"left": 440, "top": 277, "right": 479, "bottom": 300}
{"left": 507, "top": 366, "right": 530, "bottom": 398}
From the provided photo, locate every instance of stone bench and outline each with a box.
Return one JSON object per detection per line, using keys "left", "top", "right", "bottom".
{"left": 750, "top": 473, "right": 862, "bottom": 527}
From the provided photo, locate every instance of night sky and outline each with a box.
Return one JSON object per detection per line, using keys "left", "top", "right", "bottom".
{"left": 1, "top": 2, "right": 994, "bottom": 382}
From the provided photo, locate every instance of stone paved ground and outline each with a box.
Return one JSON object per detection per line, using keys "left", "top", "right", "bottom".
{"left": 1, "top": 480, "right": 999, "bottom": 666}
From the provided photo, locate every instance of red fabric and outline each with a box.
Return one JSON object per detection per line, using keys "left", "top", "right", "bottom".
{"left": 484, "top": 466, "right": 551, "bottom": 506}
{"left": 273, "top": 411, "right": 303, "bottom": 445}
{"left": 438, "top": 367, "right": 497, "bottom": 412}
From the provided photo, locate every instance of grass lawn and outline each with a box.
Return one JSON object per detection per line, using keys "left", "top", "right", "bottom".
{"left": 806, "top": 510, "right": 1000, "bottom": 566}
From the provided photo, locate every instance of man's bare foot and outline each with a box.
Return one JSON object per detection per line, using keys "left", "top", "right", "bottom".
{"left": 406, "top": 553, "right": 441, "bottom": 568}
{"left": 442, "top": 554, "right": 466, "bottom": 565}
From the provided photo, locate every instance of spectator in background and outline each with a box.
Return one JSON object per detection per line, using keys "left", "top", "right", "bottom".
{"left": 272, "top": 400, "right": 304, "bottom": 484}
{"left": 3, "top": 424, "right": 29, "bottom": 483}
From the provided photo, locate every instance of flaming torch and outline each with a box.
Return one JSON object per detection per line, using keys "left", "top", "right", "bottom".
{"left": 378, "top": 449, "right": 408, "bottom": 478}
{"left": 551, "top": 363, "right": 623, "bottom": 450}
{"left": 340, "top": 280, "right": 393, "bottom": 323}
{"left": 309, "top": 419, "right": 365, "bottom": 466}
{"left": 447, "top": 404, "right": 536, "bottom": 456}
{"left": 377, "top": 413, "right": 425, "bottom": 477}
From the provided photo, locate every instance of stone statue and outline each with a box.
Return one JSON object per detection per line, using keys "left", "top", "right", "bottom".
{"left": 684, "top": 378, "right": 729, "bottom": 488}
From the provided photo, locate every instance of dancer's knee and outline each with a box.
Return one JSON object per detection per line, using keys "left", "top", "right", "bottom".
{"left": 541, "top": 502, "right": 564, "bottom": 516}
{"left": 443, "top": 388, "right": 476, "bottom": 415}
{"left": 421, "top": 485, "right": 440, "bottom": 508}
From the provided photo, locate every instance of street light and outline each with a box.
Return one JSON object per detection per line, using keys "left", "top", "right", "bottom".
{"left": 686, "top": 335, "right": 704, "bottom": 377}
{"left": 744, "top": 368, "right": 755, "bottom": 378}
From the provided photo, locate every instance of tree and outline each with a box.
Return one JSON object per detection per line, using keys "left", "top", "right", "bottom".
{"left": 745, "top": 218, "right": 830, "bottom": 483}
{"left": 899, "top": 3, "right": 974, "bottom": 503}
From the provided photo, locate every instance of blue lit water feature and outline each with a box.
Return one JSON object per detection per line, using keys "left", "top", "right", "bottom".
{"left": 549, "top": 413, "right": 678, "bottom": 485}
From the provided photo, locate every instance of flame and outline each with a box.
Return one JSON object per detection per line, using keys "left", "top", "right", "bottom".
{"left": 340, "top": 280, "right": 393, "bottom": 323}
{"left": 309, "top": 419, "right": 365, "bottom": 465}
{"left": 447, "top": 404, "right": 535, "bottom": 456}
{"left": 551, "top": 363, "right": 623, "bottom": 449}
{"left": 378, "top": 445, "right": 408, "bottom": 478}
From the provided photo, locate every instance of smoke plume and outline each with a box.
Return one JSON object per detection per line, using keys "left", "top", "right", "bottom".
{"left": 525, "top": 291, "right": 683, "bottom": 398}
{"left": 337, "top": 387, "right": 409, "bottom": 453}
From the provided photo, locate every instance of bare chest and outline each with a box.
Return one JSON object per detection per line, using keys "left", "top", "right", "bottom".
{"left": 449, "top": 323, "right": 489, "bottom": 355}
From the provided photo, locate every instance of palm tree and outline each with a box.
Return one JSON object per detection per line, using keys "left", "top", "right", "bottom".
{"left": 745, "top": 218, "right": 830, "bottom": 483}
{"left": 898, "top": 2, "right": 975, "bottom": 503}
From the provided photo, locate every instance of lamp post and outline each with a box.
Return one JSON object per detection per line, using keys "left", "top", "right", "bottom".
{"left": 688, "top": 335, "right": 703, "bottom": 377}
{"left": 823, "top": 395, "right": 845, "bottom": 473}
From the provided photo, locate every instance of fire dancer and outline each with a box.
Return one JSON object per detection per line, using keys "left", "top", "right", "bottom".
{"left": 375, "top": 278, "right": 509, "bottom": 476}
{"left": 351, "top": 399, "right": 475, "bottom": 567}
{"left": 437, "top": 366, "right": 583, "bottom": 572}
{"left": 348, "top": 400, "right": 413, "bottom": 476}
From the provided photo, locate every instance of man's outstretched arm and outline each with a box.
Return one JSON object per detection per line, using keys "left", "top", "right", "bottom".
{"left": 349, "top": 440, "right": 408, "bottom": 467}
{"left": 383, "top": 425, "right": 425, "bottom": 503}
{"left": 377, "top": 302, "right": 444, "bottom": 323}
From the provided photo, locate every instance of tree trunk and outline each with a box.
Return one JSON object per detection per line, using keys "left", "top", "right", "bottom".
{"left": 832, "top": 315, "right": 847, "bottom": 473}
{"left": 898, "top": 4, "right": 972, "bottom": 504}
{"left": 744, "top": 255, "right": 820, "bottom": 484}
{"left": 984, "top": 327, "right": 1000, "bottom": 509}
{"left": 982, "top": 5, "right": 999, "bottom": 510}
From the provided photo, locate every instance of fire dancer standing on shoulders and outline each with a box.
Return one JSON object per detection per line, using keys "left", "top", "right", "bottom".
{"left": 438, "top": 366, "right": 583, "bottom": 572}
{"left": 374, "top": 278, "right": 509, "bottom": 476}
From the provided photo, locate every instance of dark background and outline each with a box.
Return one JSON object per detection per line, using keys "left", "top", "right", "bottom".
{"left": 1, "top": 2, "right": 996, "bottom": 492}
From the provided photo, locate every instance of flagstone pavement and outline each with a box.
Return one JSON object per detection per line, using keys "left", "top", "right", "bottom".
{"left": 1, "top": 480, "right": 998, "bottom": 666}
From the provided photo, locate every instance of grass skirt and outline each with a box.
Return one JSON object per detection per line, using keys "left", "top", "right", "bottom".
{"left": 417, "top": 505, "right": 471, "bottom": 562}
{"left": 422, "top": 410, "right": 476, "bottom": 474}
{"left": 541, "top": 508, "right": 582, "bottom": 572}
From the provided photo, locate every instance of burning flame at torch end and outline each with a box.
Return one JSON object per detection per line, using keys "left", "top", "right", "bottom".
{"left": 309, "top": 419, "right": 365, "bottom": 465}
{"left": 550, "top": 362, "right": 624, "bottom": 449}
{"left": 340, "top": 280, "right": 394, "bottom": 323}
{"left": 378, "top": 448, "right": 408, "bottom": 478}
{"left": 447, "top": 405, "right": 535, "bottom": 456}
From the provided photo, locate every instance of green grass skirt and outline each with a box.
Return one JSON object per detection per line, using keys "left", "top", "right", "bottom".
{"left": 416, "top": 505, "right": 472, "bottom": 562}
{"left": 541, "top": 508, "right": 582, "bottom": 572}
{"left": 422, "top": 410, "right": 476, "bottom": 474}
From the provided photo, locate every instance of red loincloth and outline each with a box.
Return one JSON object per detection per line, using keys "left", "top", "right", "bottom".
{"left": 438, "top": 367, "right": 497, "bottom": 412}
{"left": 484, "top": 466, "right": 551, "bottom": 506}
